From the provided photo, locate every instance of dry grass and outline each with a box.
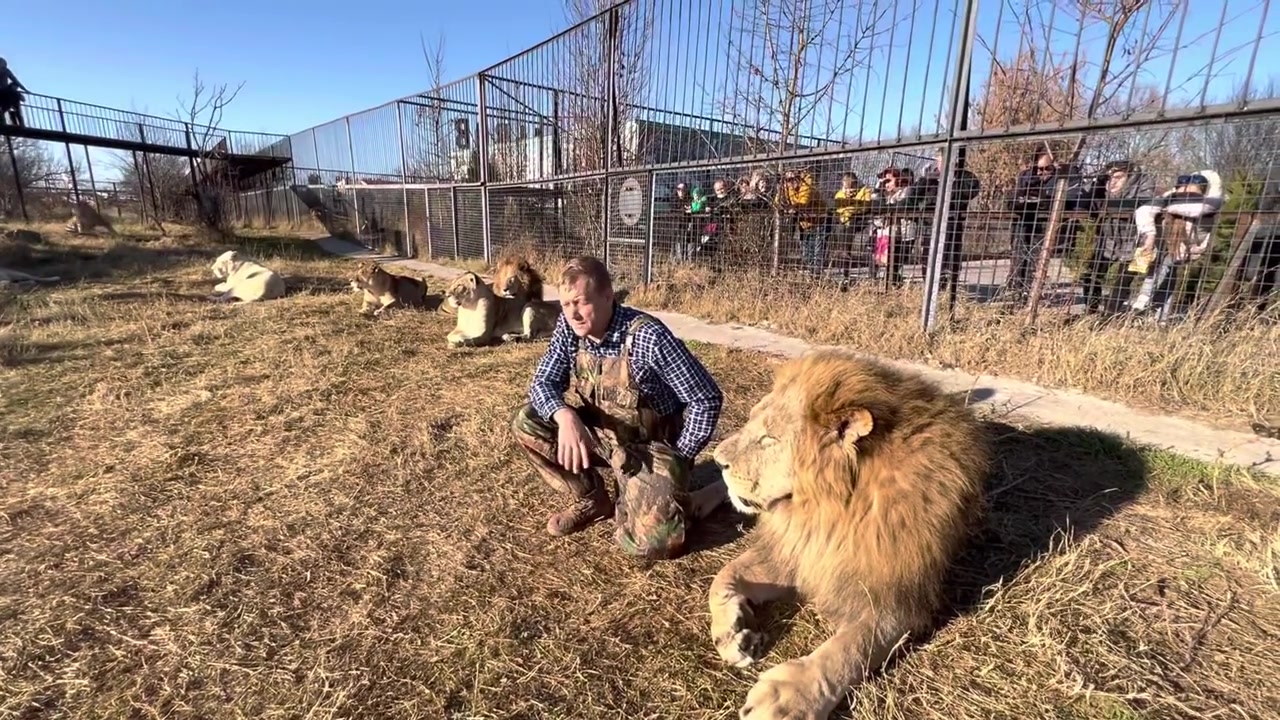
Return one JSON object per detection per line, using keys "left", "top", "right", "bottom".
{"left": 3, "top": 226, "right": 1279, "bottom": 719}
{"left": 444, "top": 244, "right": 1279, "bottom": 432}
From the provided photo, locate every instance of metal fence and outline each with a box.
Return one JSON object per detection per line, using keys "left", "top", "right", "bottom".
{"left": 248, "top": 0, "right": 1279, "bottom": 326}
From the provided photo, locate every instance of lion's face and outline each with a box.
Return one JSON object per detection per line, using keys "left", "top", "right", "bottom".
{"left": 349, "top": 262, "right": 380, "bottom": 291}
{"left": 210, "top": 250, "right": 239, "bottom": 280}
{"left": 713, "top": 391, "right": 803, "bottom": 516}
{"left": 494, "top": 258, "right": 541, "bottom": 299}
{"left": 446, "top": 272, "right": 482, "bottom": 305}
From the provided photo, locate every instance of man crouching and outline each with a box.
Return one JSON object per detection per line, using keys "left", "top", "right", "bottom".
{"left": 510, "top": 255, "right": 726, "bottom": 562}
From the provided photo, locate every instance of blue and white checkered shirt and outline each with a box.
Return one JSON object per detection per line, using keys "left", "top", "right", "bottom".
{"left": 528, "top": 303, "right": 724, "bottom": 460}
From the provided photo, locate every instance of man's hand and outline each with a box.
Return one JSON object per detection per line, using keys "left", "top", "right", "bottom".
{"left": 553, "top": 407, "right": 594, "bottom": 474}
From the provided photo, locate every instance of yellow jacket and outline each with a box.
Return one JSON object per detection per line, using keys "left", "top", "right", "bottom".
{"left": 833, "top": 186, "right": 872, "bottom": 225}
{"left": 783, "top": 172, "right": 827, "bottom": 230}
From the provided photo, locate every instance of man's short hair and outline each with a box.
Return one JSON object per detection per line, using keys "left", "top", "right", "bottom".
{"left": 560, "top": 255, "right": 613, "bottom": 295}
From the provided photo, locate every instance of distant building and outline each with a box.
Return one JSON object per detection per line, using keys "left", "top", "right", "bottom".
{"left": 445, "top": 116, "right": 820, "bottom": 184}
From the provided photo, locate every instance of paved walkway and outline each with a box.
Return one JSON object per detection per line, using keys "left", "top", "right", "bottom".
{"left": 317, "top": 236, "right": 1280, "bottom": 474}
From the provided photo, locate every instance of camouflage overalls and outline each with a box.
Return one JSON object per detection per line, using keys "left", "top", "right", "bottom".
{"left": 510, "top": 316, "right": 691, "bottom": 561}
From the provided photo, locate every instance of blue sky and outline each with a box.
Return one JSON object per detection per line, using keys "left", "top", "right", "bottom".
{"left": 5, "top": 0, "right": 1273, "bottom": 181}
{"left": 5, "top": 0, "right": 570, "bottom": 134}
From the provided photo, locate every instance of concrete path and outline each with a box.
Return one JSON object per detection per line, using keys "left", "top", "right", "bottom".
{"left": 317, "top": 236, "right": 1280, "bottom": 475}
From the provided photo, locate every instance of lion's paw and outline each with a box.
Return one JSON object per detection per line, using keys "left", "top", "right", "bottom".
{"left": 740, "top": 659, "right": 839, "bottom": 720}
{"left": 716, "top": 627, "right": 766, "bottom": 668}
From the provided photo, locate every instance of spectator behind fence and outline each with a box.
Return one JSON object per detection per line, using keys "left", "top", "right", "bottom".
{"left": 927, "top": 148, "right": 982, "bottom": 294}
{"left": 781, "top": 168, "right": 829, "bottom": 276}
{"left": 1079, "top": 159, "right": 1156, "bottom": 315}
{"left": 1245, "top": 161, "right": 1280, "bottom": 311}
{"left": 1129, "top": 169, "right": 1225, "bottom": 322}
{"left": 736, "top": 170, "right": 772, "bottom": 211}
{"left": 832, "top": 172, "right": 873, "bottom": 283}
{"left": 668, "top": 182, "right": 695, "bottom": 263}
{"left": 1004, "top": 150, "right": 1059, "bottom": 300}
{"left": 0, "top": 57, "right": 28, "bottom": 126}
{"left": 869, "top": 167, "right": 919, "bottom": 286}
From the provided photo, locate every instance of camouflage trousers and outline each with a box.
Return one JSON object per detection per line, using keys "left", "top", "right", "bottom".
{"left": 510, "top": 402, "right": 691, "bottom": 561}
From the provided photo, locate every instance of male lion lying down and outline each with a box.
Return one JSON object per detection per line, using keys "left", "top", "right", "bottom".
{"left": 444, "top": 271, "right": 558, "bottom": 347}
{"left": 710, "top": 350, "right": 990, "bottom": 719}
{"left": 348, "top": 261, "right": 428, "bottom": 316}
{"left": 208, "top": 249, "right": 286, "bottom": 304}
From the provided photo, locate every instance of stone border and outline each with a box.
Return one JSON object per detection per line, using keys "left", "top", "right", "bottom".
{"left": 317, "top": 236, "right": 1280, "bottom": 475}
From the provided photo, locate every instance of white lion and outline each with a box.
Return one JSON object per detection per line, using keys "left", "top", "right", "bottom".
{"left": 208, "top": 250, "right": 286, "bottom": 304}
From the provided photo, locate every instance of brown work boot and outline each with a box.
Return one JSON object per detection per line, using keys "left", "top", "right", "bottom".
{"left": 547, "top": 484, "right": 613, "bottom": 537}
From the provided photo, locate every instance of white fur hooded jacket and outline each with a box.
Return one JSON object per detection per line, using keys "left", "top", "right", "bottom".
{"left": 1133, "top": 169, "right": 1226, "bottom": 263}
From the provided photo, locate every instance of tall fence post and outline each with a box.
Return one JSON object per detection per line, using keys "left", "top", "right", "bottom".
{"left": 183, "top": 123, "right": 203, "bottom": 223}
{"left": 55, "top": 99, "right": 82, "bottom": 205}
{"left": 477, "top": 74, "right": 493, "bottom": 264}
{"left": 920, "top": 0, "right": 980, "bottom": 333}
{"left": 1023, "top": 177, "right": 1069, "bottom": 327}
{"left": 82, "top": 145, "right": 101, "bottom": 214}
{"left": 396, "top": 101, "right": 412, "bottom": 257}
{"left": 346, "top": 117, "right": 361, "bottom": 243}
{"left": 643, "top": 171, "right": 657, "bottom": 285}
{"left": 137, "top": 124, "right": 164, "bottom": 228}
{"left": 601, "top": 6, "right": 620, "bottom": 271}
{"left": 5, "top": 134, "right": 29, "bottom": 222}
{"left": 130, "top": 149, "right": 147, "bottom": 225}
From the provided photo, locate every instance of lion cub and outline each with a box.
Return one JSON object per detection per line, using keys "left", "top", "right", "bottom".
{"left": 444, "top": 271, "right": 558, "bottom": 348}
{"left": 208, "top": 249, "right": 286, "bottom": 303}
{"left": 349, "top": 261, "right": 429, "bottom": 316}
{"left": 64, "top": 201, "right": 118, "bottom": 236}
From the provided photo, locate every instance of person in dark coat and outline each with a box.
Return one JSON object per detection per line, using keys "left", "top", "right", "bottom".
{"left": 1244, "top": 161, "right": 1280, "bottom": 310}
{"left": 1080, "top": 159, "right": 1156, "bottom": 314}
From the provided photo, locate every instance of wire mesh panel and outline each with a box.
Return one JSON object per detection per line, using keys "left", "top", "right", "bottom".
{"left": 406, "top": 189, "right": 428, "bottom": 259}
{"left": 426, "top": 188, "right": 456, "bottom": 260}
{"left": 487, "top": 177, "right": 606, "bottom": 262}
{"left": 455, "top": 186, "right": 486, "bottom": 260}
{"left": 646, "top": 147, "right": 946, "bottom": 289}
{"left": 350, "top": 186, "right": 407, "bottom": 256}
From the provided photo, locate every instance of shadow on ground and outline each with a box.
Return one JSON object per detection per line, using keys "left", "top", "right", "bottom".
{"left": 682, "top": 459, "right": 751, "bottom": 556}
{"left": 947, "top": 422, "right": 1148, "bottom": 614}
{"left": 0, "top": 230, "right": 342, "bottom": 291}
{"left": 739, "top": 420, "right": 1149, "bottom": 718}
{"left": 0, "top": 337, "right": 130, "bottom": 368}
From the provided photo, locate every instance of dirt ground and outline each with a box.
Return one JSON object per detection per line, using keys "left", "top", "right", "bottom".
{"left": 2, "top": 227, "right": 1278, "bottom": 719}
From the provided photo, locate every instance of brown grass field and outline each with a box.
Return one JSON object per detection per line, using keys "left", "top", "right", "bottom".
{"left": 2, "top": 226, "right": 1279, "bottom": 719}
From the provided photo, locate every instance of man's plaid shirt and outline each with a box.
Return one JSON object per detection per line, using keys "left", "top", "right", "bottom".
{"left": 528, "top": 303, "right": 724, "bottom": 460}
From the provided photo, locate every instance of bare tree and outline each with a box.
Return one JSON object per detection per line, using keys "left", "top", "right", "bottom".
{"left": 405, "top": 31, "right": 454, "bottom": 182}
{"left": 721, "top": 0, "right": 890, "bottom": 155}
{"left": 0, "top": 138, "right": 61, "bottom": 218}
{"left": 977, "top": 0, "right": 1263, "bottom": 164}
{"left": 712, "top": 0, "right": 890, "bottom": 270}
{"left": 177, "top": 70, "right": 246, "bottom": 234}
{"left": 554, "top": 0, "right": 654, "bottom": 174}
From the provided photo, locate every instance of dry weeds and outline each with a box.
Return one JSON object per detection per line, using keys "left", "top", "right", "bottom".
{"left": 446, "top": 244, "right": 1279, "bottom": 432}
{"left": 2, "top": 226, "right": 1278, "bottom": 719}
